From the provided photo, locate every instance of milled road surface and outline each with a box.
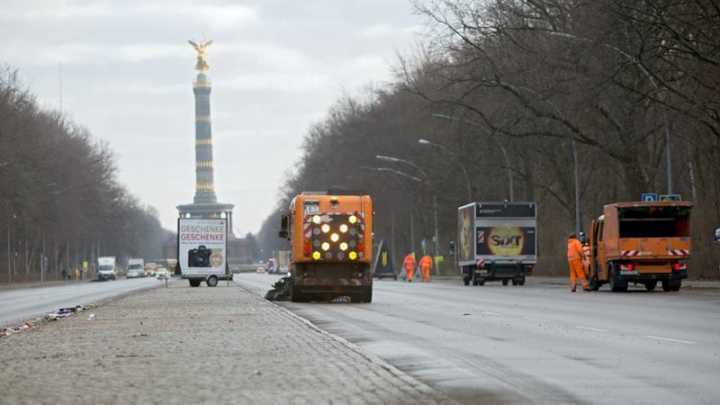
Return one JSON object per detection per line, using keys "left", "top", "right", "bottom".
{"left": 0, "top": 278, "right": 160, "bottom": 327}
{"left": 237, "top": 273, "right": 720, "bottom": 404}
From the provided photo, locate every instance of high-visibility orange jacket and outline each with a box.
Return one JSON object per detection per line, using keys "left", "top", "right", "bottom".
{"left": 419, "top": 255, "right": 433, "bottom": 270}
{"left": 567, "top": 238, "right": 583, "bottom": 262}
{"left": 403, "top": 254, "right": 416, "bottom": 271}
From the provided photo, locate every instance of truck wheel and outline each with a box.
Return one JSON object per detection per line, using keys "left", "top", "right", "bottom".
{"left": 477, "top": 279, "right": 485, "bottom": 286}
{"left": 518, "top": 276, "right": 526, "bottom": 286}
{"left": 609, "top": 276, "right": 627, "bottom": 292}
{"left": 353, "top": 288, "right": 372, "bottom": 303}
{"left": 290, "top": 287, "right": 309, "bottom": 302}
{"left": 502, "top": 279, "right": 509, "bottom": 286}
{"left": 662, "top": 280, "right": 681, "bottom": 292}
{"left": 189, "top": 279, "right": 201, "bottom": 287}
{"left": 608, "top": 265, "right": 627, "bottom": 292}
{"left": 207, "top": 276, "right": 218, "bottom": 287}
{"left": 512, "top": 279, "right": 518, "bottom": 286}
{"left": 644, "top": 281, "right": 657, "bottom": 291}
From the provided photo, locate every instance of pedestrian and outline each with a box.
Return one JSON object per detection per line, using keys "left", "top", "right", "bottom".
{"left": 567, "top": 233, "right": 590, "bottom": 292}
{"left": 403, "top": 253, "right": 416, "bottom": 282}
{"left": 419, "top": 255, "right": 433, "bottom": 282}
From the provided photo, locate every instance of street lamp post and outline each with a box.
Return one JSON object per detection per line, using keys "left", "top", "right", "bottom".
{"left": 372, "top": 155, "right": 441, "bottom": 273}
{"left": 375, "top": 155, "right": 429, "bottom": 179}
{"left": 417, "top": 138, "right": 473, "bottom": 201}
{"left": 571, "top": 140, "right": 581, "bottom": 234}
{"left": 430, "top": 113, "right": 515, "bottom": 201}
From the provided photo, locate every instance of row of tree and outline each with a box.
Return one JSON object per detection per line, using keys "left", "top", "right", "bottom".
{"left": 259, "top": 0, "right": 719, "bottom": 276}
{"left": 0, "top": 67, "right": 171, "bottom": 283}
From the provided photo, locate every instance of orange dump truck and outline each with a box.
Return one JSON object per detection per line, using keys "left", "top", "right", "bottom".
{"left": 278, "top": 192, "right": 373, "bottom": 302}
{"left": 588, "top": 201, "right": 692, "bottom": 292}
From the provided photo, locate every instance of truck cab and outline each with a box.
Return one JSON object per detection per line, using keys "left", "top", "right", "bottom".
{"left": 589, "top": 201, "right": 692, "bottom": 292}
{"left": 279, "top": 192, "right": 373, "bottom": 302}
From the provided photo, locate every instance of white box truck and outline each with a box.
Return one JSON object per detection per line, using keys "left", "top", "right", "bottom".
{"left": 127, "top": 258, "right": 145, "bottom": 278}
{"left": 178, "top": 218, "right": 230, "bottom": 287}
{"left": 97, "top": 256, "right": 117, "bottom": 281}
{"left": 457, "top": 202, "right": 537, "bottom": 286}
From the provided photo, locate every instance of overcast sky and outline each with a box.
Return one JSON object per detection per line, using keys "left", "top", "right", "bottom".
{"left": 0, "top": 0, "right": 424, "bottom": 235}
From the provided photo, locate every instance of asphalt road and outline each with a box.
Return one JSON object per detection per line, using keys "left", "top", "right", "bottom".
{"left": 0, "top": 277, "right": 161, "bottom": 327}
{"left": 237, "top": 273, "right": 720, "bottom": 405}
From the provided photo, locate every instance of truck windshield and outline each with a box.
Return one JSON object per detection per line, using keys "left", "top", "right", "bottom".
{"left": 98, "top": 265, "right": 113, "bottom": 271}
{"left": 128, "top": 265, "right": 143, "bottom": 270}
{"left": 618, "top": 206, "right": 690, "bottom": 238}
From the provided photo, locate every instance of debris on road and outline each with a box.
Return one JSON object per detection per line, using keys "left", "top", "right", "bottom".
{"left": 46, "top": 305, "right": 87, "bottom": 321}
{"left": 0, "top": 321, "right": 34, "bottom": 338}
{"left": 2, "top": 305, "right": 88, "bottom": 338}
{"left": 87, "top": 313, "right": 96, "bottom": 321}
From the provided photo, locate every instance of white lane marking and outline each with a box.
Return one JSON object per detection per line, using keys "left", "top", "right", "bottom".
{"left": 481, "top": 311, "right": 501, "bottom": 316}
{"left": 646, "top": 335, "right": 696, "bottom": 345}
{"left": 576, "top": 326, "right": 608, "bottom": 333}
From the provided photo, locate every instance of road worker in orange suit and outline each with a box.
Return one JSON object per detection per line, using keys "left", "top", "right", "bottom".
{"left": 567, "top": 233, "right": 590, "bottom": 292}
{"left": 419, "top": 255, "right": 433, "bottom": 282}
{"left": 403, "top": 253, "right": 416, "bottom": 282}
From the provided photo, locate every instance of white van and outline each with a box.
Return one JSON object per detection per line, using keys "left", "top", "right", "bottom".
{"left": 127, "top": 258, "right": 145, "bottom": 278}
{"left": 97, "top": 257, "right": 117, "bottom": 281}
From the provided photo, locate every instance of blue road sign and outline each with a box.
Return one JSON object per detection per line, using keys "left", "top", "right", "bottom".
{"left": 641, "top": 193, "right": 658, "bottom": 202}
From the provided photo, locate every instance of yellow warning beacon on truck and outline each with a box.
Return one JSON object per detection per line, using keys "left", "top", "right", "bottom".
{"left": 279, "top": 191, "right": 373, "bottom": 302}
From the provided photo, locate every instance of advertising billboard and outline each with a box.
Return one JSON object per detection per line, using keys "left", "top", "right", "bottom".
{"left": 457, "top": 204, "right": 476, "bottom": 264}
{"left": 178, "top": 218, "right": 227, "bottom": 276}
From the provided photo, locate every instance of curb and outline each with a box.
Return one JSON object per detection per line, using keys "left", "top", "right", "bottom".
{"left": 233, "top": 280, "right": 457, "bottom": 404}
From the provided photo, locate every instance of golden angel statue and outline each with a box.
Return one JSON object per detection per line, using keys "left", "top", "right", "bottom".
{"left": 188, "top": 39, "right": 213, "bottom": 72}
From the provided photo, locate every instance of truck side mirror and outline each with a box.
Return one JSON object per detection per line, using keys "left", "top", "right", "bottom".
{"left": 714, "top": 227, "right": 720, "bottom": 243}
{"left": 278, "top": 215, "right": 289, "bottom": 239}
{"left": 448, "top": 241, "right": 456, "bottom": 256}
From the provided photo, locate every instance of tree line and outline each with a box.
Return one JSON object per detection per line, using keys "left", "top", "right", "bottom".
{"left": 259, "top": 0, "right": 719, "bottom": 276}
{"left": 0, "top": 67, "right": 170, "bottom": 283}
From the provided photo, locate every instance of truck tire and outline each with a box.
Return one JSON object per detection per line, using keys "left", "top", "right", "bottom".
{"left": 207, "top": 276, "right": 218, "bottom": 287}
{"left": 644, "top": 280, "right": 657, "bottom": 291}
{"left": 608, "top": 264, "right": 628, "bottom": 292}
{"left": 477, "top": 278, "right": 485, "bottom": 286}
{"left": 518, "top": 276, "right": 526, "bottom": 286}
{"left": 512, "top": 279, "right": 518, "bottom": 286}
{"left": 189, "top": 279, "right": 201, "bottom": 287}
{"left": 353, "top": 288, "right": 373, "bottom": 303}
{"left": 290, "top": 287, "right": 309, "bottom": 302}
{"left": 662, "top": 280, "right": 681, "bottom": 292}
{"left": 502, "top": 279, "right": 509, "bottom": 286}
